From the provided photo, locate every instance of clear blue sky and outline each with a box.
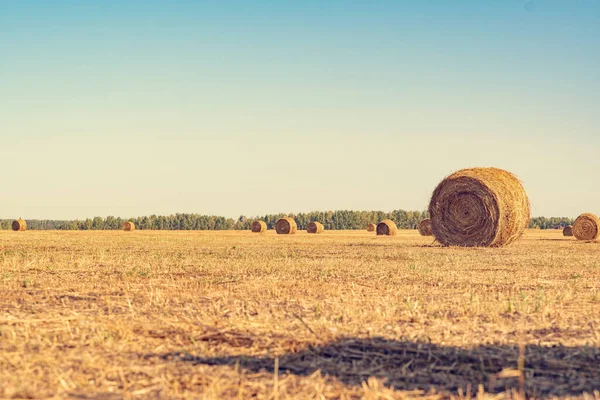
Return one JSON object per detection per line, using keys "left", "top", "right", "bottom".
{"left": 1, "top": 1, "right": 598, "bottom": 220}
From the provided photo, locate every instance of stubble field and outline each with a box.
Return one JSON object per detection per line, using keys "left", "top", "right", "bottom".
{"left": 1, "top": 229, "right": 599, "bottom": 399}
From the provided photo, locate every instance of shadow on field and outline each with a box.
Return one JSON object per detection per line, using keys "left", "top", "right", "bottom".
{"left": 146, "top": 336, "right": 600, "bottom": 397}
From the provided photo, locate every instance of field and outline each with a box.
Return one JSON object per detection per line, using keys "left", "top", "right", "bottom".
{"left": 1, "top": 229, "right": 599, "bottom": 399}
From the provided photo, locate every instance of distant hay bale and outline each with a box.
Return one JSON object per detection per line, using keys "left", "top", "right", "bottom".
{"left": 366, "top": 223, "right": 376, "bottom": 232}
{"left": 307, "top": 221, "right": 324, "bottom": 234}
{"left": 563, "top": 226, "right": 573, "bottom": 237}
{"left": 251, "top": 220, "right": 267, "bottom": 233}
{"left": 428, "top": 167, "right": 530, "bottom": 247}
{"left": 12, "top": 219, "right": 26, "bottom": 232}
{"left": 376, "top": 220, "right": 397, "bottom": 236}
{"left": 275, "top": 217, "right": 297, "bottom": 235}
{"left": 418, "top": 219, "right": 433, "bottom": 236}
{"left": 573, "top": 213, "right": 600, "bottom": 241}
{"left": 123, "top": 221, "right": 135, "bottom": 232}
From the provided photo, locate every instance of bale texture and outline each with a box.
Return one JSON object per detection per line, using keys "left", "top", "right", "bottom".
{"left": 275, "top": 217, "right": 297, "bottom": 235}
{"left": 563, "top": 226, "right": 573, "bottom": 237}
{"left": 12, "top": 219, "right": 26, "bottom": 232}
{"left": 573, "top": 213, "right": 600, "bottom": 241}
{"left": 418, "top": 219, "right": 433, "bottom": 236}
{"left": 307, "top": 221, "right": 324, "bottom": 234}
{"left": 428, "top": 167, "right": 530, "bottom": 247}
{"left": 376, "top": 220, "right": 397, "bottom": 236}
{"left": 123, "top": 221, "right": 136, "bottom": 232}
{"left": 251, "top": 220, "right": 267, "bottom": 233}
{"left": 366, "top": 223, "right": 376, "bottom": 232}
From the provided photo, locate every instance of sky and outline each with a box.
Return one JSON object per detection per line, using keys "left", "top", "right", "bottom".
{"left": 1, "top": 0, "right": 599, "bottom": 220}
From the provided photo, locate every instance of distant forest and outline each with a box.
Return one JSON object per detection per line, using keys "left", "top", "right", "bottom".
{"left": 0, "top": 211, "right": 574, "bottom": 231}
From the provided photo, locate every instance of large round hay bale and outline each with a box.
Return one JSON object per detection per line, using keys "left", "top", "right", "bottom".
{"left": 12, "top": 219, "right": 26, "bottom": 232}
{"left": 366, "top": 223, "right": 376, "bottom": 232}
{"left": 573, "top": 213, "right": 600, "bottom": 241}
{"left": 251, "top": 220, "right": 267, "bottom": 233}
{"left": 123, "top": 221, "right": 136, "bottom": 232}
{"left": 418, "top": 218, "right": 433, "bottom": 236}
{"left": 563, "top": 226, "right": 573, "bottom": 237}
{"left": 275, "top": 217, "right": 297, "bottom": 235}
{"left": 376, "top": 220, "right": 397, "bottom": 236}
{"left": 307, "top": 221, "right": 324, "bottom": 234}
{"left": 428, "top": 167, "right": 530, "bottom": 247}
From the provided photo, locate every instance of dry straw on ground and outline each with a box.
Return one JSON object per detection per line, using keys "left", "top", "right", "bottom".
{"left": 123, "top": 221, "right": 136, "bottom": 232}
{"left": 11, "top": 219, "right": 26, "bottom": 232}
{"left": 428, "top": 167, "right": 530, "bottom": 247}
{"left": 417, "top": 219, "right": 433, "bottom": 236}
{"left": 1, "top": 229, "right": 600, "bottom": 398}
{"left": 307, "top": 222, "right": 324, "bottom": 234}
{"left": 275, "top": 217, "right": 297, "bottom": 235}
{"left": 572, "top": 213, "right": 600, "bottom": 241}
{"left": 366, "top": 223, "right": 376, "bottom": 232}
{"left": 376, "top": 220, "right": 397, "bottom": 236}
{"left": 563, "top": 226, "right": 573, "bottom": 237}
{"left": 251, "top": 220, "right": 267, "bottom": 233}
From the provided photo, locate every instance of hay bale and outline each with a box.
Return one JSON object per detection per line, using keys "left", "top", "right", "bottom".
{"left": 563, "top": 226, "right": 573, "bottom": 237}
{"left": 376, "top": 220, "right": 397, "bottom": 236}
{"left": 275, "top": 217, "right": 297, "bottom": 235}
{"left": 123, "top": 221, "right": 136, "bottom": 232}
{"left": 251, "top": 220, "right": 267, "bottom": 233}
{"left": 573, "top": 213, "right": 600, "bottom": 241}
{"left": 418, "top": 218, "right": 433, "bottom": 236}
{"left": 428, "top": 167, "right": 530, "bottom": 247}
{"left": 366, "top": 223, "right": 376, "bottom": 232}
{"left": 12, "top": 219, "right": 26, "bottom": 232}
{"left": 307, "top": 221, "right": 324, "bottom": 234}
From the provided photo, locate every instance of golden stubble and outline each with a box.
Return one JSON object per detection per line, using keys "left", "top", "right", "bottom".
{"left": 0, "top": 229, "right": 598, "bottom": 399}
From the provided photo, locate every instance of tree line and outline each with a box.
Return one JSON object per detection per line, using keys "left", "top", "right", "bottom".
{"left": 0, "top": 212, "right": 575, "bottom": 231}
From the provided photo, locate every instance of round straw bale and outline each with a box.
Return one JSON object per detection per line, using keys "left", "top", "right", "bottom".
{"left": 376, "top": 220, "right": 397, "bottom": 236}
{"left": 12, "top": 219, "right": 26, "bottom": 232}
{"left": 123, "top": 221, "right": 136, "bottom": 232}
{"left": 275, "top": 217, "right": 297, "bottom": 235}
{"left": 251, "top": 220, "right": 267, "bottom": 233}
{"left": 307, "top": 221, "right": 324, "bottom": 234}
{"left": 572, "top": 213, "right": 600, "bottom": 241}
{"left": 428, "top": 167, "right": 530, "bottom": 247}
{"left": 366, "top": 223, "right": 376, "bottom": 232}
{"left": 563, "top": 226, "right": 573, "bottom": 237}
{"left": 418, "top": 218, "right": 433, "bottom": 236}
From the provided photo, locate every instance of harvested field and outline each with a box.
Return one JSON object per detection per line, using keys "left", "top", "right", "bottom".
{"left": 1, "top": 229, "right": 599, "bottom": 399}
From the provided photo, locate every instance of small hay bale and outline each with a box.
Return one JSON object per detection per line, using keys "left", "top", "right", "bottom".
{"left": 12, "top": 219, "right": 26, "bottom": 232}
{"left": 563, "top": 226, "right": 573, "bottom": 237}
{"left": 366, "top": 223, "right": 376, "bottom": 232}
{"left": 428, "top": 167, "right": 530, "bottom": 247}
{"left": 307, "top": 221, "right": 324, "bottom": 234}
{"left": 275, "top": 217, "right": 297, "bottom": 235}
{"left": 123, "top": 221, "right": 136, "bottom": 232}
{"left": 376, "top": 220, "right": 397, "bottom": 236}
{"left": 418, "top": 219, "right": 433, "bottom": 236}
{"left": 573, "top": 213, "right": 600, "bottom": 241}
{"left": 251, "top": 220, "right": 267, "bottom": 233}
